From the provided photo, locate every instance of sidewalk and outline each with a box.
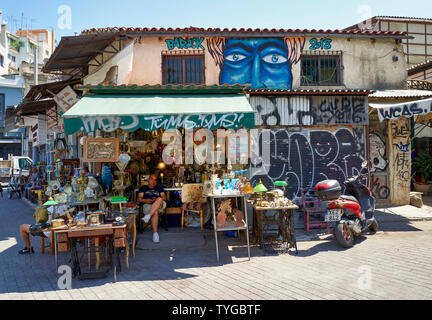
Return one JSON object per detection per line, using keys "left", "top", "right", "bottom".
{"left": 20, "top": 194, "right": 432, "bottom": 242}
{"left": 2, "top": 193, "right": 432, "bottom": 300}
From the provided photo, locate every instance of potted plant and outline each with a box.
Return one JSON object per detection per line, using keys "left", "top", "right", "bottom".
{"left": 413, "top": 151, "right": 432, "bottom": 193}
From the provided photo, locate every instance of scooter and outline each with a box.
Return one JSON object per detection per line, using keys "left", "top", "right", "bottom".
{"left": 314, "top": 161, "right": 378, "bottom": 248}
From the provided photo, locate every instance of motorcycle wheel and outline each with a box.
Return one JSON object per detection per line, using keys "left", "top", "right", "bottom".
{"left": 334, "top": 222, "right": 354, "bottom": 248}
{"left": 368, "top": 216, "right": 378, "bottom": 232}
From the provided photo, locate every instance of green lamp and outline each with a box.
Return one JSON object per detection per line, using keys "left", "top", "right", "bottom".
{"left": 274, "top": 181, "right": 288, "bottom": 194}
{"left": 253, "top": 179, "right": 268, "bottom": 206}
{"left": 43, "top": 199, "right": 58, "bottom": 221}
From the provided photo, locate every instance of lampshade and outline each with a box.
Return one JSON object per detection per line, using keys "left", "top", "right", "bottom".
{"left": 43, "top": 199, "right": 58, "bottom": 206}
{"left": 274, "top": 181, "right": 288, "bottom": 187}
{"left": 253, "top": 180, "right": 268, "bottom": 193}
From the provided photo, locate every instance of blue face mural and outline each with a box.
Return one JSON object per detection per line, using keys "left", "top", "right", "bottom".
{"left": 208, "top": 37, "right": 305, "bottom": 90}
{"left": 220, "top": 39, "right": 291, "bottom": 89}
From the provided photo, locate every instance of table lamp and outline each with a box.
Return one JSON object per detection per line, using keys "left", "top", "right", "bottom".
{"left": 253, "top": 179, "right": 268, "bottom": 206}
{"left": 274, "top": 181, "right": 288, "bottom": 194}
{"left": 43, "top": 198, "right": 58, "bottom": 222}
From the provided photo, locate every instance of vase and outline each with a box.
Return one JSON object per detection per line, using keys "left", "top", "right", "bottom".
{"left": 217, "top": 210, "right": 227, "bottom": 228}
{"left": 233, "top": 209, "right": 245, "bottom": 227}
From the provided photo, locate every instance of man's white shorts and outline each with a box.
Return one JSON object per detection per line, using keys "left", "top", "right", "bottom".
{"left": 142, "top": 200, "right": 167, "bottom": 215}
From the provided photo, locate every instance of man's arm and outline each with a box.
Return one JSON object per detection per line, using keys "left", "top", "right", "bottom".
{"left": 159, "top": 192, "right": 167, "bottom": 201}
{"left": 137, "top": 192, "right": 153, "bottom": 204}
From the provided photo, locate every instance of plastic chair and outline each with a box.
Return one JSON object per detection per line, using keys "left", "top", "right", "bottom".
{"left": 181, "top": 184, "right": 207, "bottom": 231}
{"left": 300, "top": 188, "right": 329, "bottom": 234}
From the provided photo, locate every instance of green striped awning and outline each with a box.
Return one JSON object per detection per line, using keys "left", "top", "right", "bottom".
{"left": 63, "top": 94, "right": 255, "bottom": 134}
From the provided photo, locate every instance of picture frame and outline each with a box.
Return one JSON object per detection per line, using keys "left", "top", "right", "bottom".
{"left": 83, "top": 138, "right": 119, "bottom": 162}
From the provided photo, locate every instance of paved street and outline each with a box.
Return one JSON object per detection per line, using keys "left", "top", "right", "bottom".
{"left": 1, "top": 193, "right": 432, "bottom": 301}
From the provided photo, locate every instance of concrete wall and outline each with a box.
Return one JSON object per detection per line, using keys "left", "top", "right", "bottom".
{"left": 84, "top": 35, "right": 406, "bottom": 91}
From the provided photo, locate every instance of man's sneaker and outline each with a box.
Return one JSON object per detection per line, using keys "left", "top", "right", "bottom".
{"left": 142, "top": 214, "right": 151, "bottom": 223}
{"left": 152, "top": 232, "right": 160, "bottom": 243}
{"left": 18, "top": 247, "right": 34, "bottom": 254}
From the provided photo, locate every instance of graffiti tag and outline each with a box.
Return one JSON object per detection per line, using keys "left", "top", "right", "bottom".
{"left": 165, "top": 37, "right": 205, "bottom": 50}
{"left": 309, "top": 38, "right": 332, "bottom": 50}
{"left": 250, "top": 128, "right": 365, "bottom": 200}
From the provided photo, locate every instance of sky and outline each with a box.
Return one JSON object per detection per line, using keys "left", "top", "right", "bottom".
{"left": 1, "top": 0, "right": 432, "bottom": 43}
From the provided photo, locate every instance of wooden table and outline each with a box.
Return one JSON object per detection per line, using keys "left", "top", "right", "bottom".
{"left": 54, "top": 214, "right": 136, "bottom": 282}
{"left": 252, "top": 204, "right": 299, "bottom": 254}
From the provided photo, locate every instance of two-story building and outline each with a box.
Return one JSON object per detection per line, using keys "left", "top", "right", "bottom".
{"left": 40, "top": 27, "right": 409, "bottom": 209}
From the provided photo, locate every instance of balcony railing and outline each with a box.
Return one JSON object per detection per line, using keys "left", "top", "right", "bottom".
{"left": 407, "top": 80, "right": 432, "bottom": 91}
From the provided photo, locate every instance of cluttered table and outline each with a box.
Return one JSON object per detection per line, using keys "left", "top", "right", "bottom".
{"left": 252, "top": 204, "right": 299, "bottom": 254}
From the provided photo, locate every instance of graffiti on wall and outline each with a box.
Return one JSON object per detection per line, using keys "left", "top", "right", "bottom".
{"left": 250, "top": 95, "right": 368, "bottom": 126}
{"left": 369, "top": 119, "right": 390, "bottom": 199}
{"left": 309, "top": 38, "right": 332, "bottom": 50}
{"left": 250, "top": 127, "right": 365, "bottom": 200}
{"left": 165, "top": 37, "right": 205, "bottom": 50}
{"left": 392, "top": 120, "right": 411, "bottom": 184}
{"left": 207, "top": 37, "right": 305, "bottom": 89}
{"left": 370, "top": 174, "right": 390, "bottom": 200}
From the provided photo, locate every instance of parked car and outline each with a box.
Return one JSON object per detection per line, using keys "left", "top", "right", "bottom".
{"left": 0, "top": 155, "right": 33, "bottom": 187}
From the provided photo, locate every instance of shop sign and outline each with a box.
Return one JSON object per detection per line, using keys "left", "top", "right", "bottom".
{"left": 64, "top": 112, "right": 255, "bottom": 135}
{"left": 374, "top": 97, "right": 432, "bottom": 122}
{"left": 54, "top": 86, "right": 79, "bottom": 113}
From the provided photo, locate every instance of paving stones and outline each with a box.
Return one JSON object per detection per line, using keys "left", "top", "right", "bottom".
{"left": 1, "top": 194, "right": 432, "bottom": 300}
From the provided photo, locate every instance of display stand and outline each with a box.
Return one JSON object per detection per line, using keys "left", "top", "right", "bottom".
{"left": 252, "top": 204, "right": 299, "bottom": 254}
{"left": 209, "top": 194, "right": 250, "bottom": 262}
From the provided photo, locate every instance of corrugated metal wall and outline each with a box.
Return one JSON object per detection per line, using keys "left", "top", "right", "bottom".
{"left": 248, "top": 95, "right": 368, "bottom": 200}
{"left": 250, "top": 95, "right": 368, "bottom": 127}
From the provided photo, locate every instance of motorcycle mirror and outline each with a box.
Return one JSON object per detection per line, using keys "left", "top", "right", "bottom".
{"left": 361, "top": 160, "right": 368, "bottom": 168}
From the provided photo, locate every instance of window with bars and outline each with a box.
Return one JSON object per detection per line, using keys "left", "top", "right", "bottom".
{"left": 301, "top": 54, "right": 342, "bottom": 86}
{"left": 162, "top": 55, "right": 205, "bottom": 85}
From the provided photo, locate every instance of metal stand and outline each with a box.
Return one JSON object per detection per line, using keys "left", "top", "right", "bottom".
{"left": 211, "top": 194, "right": 250, "bottom": 262}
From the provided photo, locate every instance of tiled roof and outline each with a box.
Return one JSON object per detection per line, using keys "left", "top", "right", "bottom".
{"left": 375, "top": 16, "right": 432, "bottom": 22}
{"left": 75, "top": 84, "right": 374, "bottom": 95}
{"left": 408, "top": 60, "right": 432, "bottom": 74}
{"left": 74, "top": 83, "right": 247, "bottom": 94}
{"left": 369, "top": 89, "right": 432, "bottom": 99}
{"left": 80, "top": 26, "right": 408, "bottom": 38}
{"left": 246, "top": 88, "right": 374, "bottom": 95}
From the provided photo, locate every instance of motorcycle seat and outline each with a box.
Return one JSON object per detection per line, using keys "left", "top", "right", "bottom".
{"left": 340, "top": 195, "right": 359, "bottom": 203}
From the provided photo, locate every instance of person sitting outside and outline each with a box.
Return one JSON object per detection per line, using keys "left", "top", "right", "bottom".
{"left": 26, "top": 166, "right": 41, "bottom": 188}
{"left": 137, "top": 174, "right": 166, "bottom": 243}
{"left": 18, "top": 204, "right": 69, "bottom": 254}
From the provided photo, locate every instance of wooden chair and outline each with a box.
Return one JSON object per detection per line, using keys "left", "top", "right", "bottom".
{"left": 300, "top": 188, "right": 329, "bottom": 234}
{"left": 181, "top": 184, "right": 207, "bottom": 232}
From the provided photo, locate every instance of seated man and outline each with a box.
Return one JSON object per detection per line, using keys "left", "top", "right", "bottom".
{"left": 18, "top": 204, "right": 69, "bottom": 254}
{"left": 137, "top": 174, "right": 166, "bottom": 243}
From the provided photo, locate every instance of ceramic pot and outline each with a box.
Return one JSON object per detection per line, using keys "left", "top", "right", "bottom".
{"left": 217, "top": 210, "right": 226, "bottom": 228}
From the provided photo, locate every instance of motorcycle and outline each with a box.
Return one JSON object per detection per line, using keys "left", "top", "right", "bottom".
{"left": 314, "top": 160, "right": 378, "bottom": 248}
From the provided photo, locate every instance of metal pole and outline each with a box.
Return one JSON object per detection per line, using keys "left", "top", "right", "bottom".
{"left": 212, "top": 197, "right": 219, "bottom": 262}
{"left": 34, "top": 46, "right": 38, "bottom": 86}
{"left": 242, "top": 195, "right": 251, "bottom": 260}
